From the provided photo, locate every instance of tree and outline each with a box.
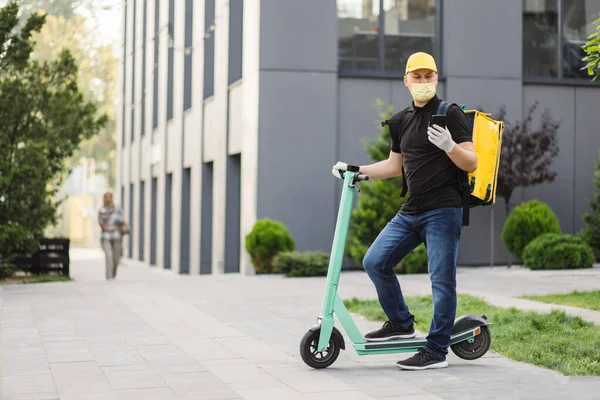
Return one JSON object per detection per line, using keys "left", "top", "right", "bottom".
{"left": 18, "top": 0, "right": 118, "bottom": 20}
{"left": 581, "top": 13, "right": 600, "bottom": 81}
{"left": 495, "top": 101, "right": 561, "bottom": 218}
{"left": 20, "top": 0, "right": 77, "bottom": 18}
{"left": 30, "top": 13, "right": 118, "bottom": 188}
{"left": 346, "top": 99, "right": 406, "bottom": 266}
{"left": 581, "top": 150, "right": 600, "bottom": 256}
{"left": 0, "top": 2, "right": 107, "bottom": 275}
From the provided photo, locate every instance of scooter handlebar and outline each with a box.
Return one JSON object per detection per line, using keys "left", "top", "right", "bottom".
{"left": 354, "top": 173, "right": 369, "bottom": 181}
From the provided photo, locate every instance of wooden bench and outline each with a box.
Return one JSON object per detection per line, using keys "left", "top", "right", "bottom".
{"left": 11, "top": 238, "right": 70, "bottom": 277}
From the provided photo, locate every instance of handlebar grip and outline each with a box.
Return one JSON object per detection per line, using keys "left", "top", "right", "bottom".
{"left": 355, "top": 173, "right": 369, "bottom": 181}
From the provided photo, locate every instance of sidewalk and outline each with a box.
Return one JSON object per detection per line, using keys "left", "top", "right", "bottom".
{"left": 0, "top": 248, "right": 599, "bottom": 400}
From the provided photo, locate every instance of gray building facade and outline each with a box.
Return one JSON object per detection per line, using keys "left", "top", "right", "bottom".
{"left": 118, "top": 0, "right": 600, "bottom": 274}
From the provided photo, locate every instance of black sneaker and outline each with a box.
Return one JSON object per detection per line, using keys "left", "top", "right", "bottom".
{"left": 364, "top": 321, "right": 416, "bottom": 342}
{"left": 396, "top": 348, "right": 448, "bottom": 370}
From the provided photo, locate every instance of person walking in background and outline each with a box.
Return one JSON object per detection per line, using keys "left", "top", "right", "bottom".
{"left": 98, "top": 191, "right": 128, "bottom": 279}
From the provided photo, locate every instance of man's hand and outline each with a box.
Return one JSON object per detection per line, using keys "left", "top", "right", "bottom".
{"left": 332, "top": 161, "right": 359, "bottom": 179}
{"left": 427, "top": 124, "right": 456, "bottom": 153}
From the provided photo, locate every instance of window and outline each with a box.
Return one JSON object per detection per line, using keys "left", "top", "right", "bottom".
{"left": 204, "top": 0, "right": 216, "bottom": 99}
{"left": 228, "top": 0, "right": 243, "bottom": 84}
{"left": 139, "top": 180, "right": 145, "bottom": 261}
{"left": 180, "top": 168, "right": 191, "bottom": 273}
{"left": 523, "top": 0, "right": 600, "bottom": 79}
{"left": 167, "top": 0, "right": 175, "bottom": 120}
{"left": 131, "top": 0, "right": 137, "bottom": 142}
{"left": 129, "top": 183, "right": 134, "bottom": 257}
{"left": 152, "top": 0, "right": 159, "bottom": 129}
{"left": 141, "top": 0, "right": 147, "bottom": 135}
{"left": 122, "top": 1, "right": 127, "bottom": 146}
{"left": 337, "top": 0, "right": 438, "bottom": 76}
{"left": 120, "top": 186, "right": 125, "bottom": 238}
{"left": 183, "top": 0, "right": 193, "bottom": 110}
{"left": 164, "top": 173, "right": 172, "bottom": 269}
{"left": 150, "top": 177, "right": 157, "bottom": 265}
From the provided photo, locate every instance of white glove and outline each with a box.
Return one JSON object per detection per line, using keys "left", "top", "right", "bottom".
{"left": 332, "top": 161, "right": 359, "bottom": 180}
{"left": 427, "top": 124, "right": 456, "bottom": 153}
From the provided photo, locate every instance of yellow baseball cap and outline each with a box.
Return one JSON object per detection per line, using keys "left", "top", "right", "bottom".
{"left": 405, "top": 52, "right": 438, "bottom": 74}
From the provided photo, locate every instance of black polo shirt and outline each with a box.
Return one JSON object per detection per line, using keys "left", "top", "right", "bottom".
{"left": 391, "top": 95, "right": 472, "bottom": 214}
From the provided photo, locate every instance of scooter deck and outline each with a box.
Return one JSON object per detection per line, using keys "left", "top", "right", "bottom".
{"left": 352, "top": 327, "right": 480, "bottom": 355}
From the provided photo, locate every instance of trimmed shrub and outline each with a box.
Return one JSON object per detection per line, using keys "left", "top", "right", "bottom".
{"left": 273, "top": 251, "right": 330, "bottom": 277}
{"left": 581, "top": 149, "right": 600, "bottom": 257}
{"left": 523, "top": 233, "right": 595, "bottom": 270}
{"left": 501, "top": 200, "right": 561, "bottom": 261}
{"left": 245, "top": 218, "right": 295, "bottom": 274}
{"left": 394, "top": 243, "right": 428, "bottom": 274}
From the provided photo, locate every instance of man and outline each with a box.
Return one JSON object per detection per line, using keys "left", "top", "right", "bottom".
{"left": 332, "top": 52, "right": 477, "bottom": 370}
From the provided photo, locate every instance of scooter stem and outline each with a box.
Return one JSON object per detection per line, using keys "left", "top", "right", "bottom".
{"left": 317, "top": 172, "right": 357, "bottom": 350}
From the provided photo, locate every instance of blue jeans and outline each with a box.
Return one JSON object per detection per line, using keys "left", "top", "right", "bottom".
{"left": 362, "top": 207, "right": 463, "bottom": 358}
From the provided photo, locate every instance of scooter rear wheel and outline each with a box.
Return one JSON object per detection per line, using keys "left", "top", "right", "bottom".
{"left": 300, "top": 329, "right": 340, "bottom": 369}
{"left": 450, "top": 325, "right": 491, "bottom": 360}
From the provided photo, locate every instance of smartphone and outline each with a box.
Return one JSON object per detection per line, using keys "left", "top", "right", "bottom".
{"left": 430, "top": 114, "right": 447, "bottom": 129}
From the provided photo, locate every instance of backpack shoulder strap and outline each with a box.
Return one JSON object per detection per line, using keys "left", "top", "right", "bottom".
{"left": 436, "top": 100, "right": 457, "bottom": 116}
{"left": 381, "top": 106, "right": 411, "bottom": 128}
{"left": 436, "top": 100, "right": 471, "bottom": 226}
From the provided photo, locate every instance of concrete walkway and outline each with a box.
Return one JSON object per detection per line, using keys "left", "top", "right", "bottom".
{"left": 1, "top": 248, "right": 599, "bottom": 400}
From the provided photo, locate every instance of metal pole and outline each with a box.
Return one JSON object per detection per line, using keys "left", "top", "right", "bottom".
{"left": 490, "top": 204, "right": 495, "bottom": 267}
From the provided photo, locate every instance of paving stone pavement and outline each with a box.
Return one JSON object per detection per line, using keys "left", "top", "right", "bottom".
{"left": 1, "top": 248, "right": 599, "bottom": 400}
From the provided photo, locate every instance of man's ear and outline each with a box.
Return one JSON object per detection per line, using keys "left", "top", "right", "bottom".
{"left": 403, "top": 75, "right": 408, "bottom": 88}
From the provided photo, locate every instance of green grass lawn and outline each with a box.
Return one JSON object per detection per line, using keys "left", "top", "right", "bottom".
{"left": 520, "top": 290, "right": 600, "bottom": 312}
{"left": 18, "top": 275, "right": 72, "bottom": 284}
{"left": 344, "top": 294, "right": 600, "bottom": 376}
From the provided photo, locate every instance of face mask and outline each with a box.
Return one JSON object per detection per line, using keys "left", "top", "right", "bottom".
{"left": 409, "top": 82, "right": 436, "bottom": 102}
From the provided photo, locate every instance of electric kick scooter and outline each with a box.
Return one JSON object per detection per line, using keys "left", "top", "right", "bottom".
{"left": 300, "top": 170, "right": 492, "bottom": 369}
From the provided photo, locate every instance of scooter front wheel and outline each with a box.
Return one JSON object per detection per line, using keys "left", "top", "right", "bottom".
{"left": 450, "top": 325, "right": 491, "bottom": 360}
{"left": 300, "top": 329, "right": 340, "bottom": 369}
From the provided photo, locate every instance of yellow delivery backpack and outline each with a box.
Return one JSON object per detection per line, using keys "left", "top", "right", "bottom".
{"left": 381, "top": 100, "right": 504, "bottom": 226}
{"left": 437, "top": 101, "right": 505, "bottom": 225}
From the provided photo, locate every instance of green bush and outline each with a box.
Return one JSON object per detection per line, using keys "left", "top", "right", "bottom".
{"left": 523, "top": 233, "right": 595, "bottom": 270}
{"left": 245, "top": 218, "right": 295, "bottom": 274}
{"left": 273, "top": 251, "right": 330, "bottom": 277}
{"left": 581, "top": 149, "right": 600, "bottom": 257}
{"left": 346, "top": 99, "right": 405, "bottom": 266}
{"left": 394, "top": 243, "right": 428, "bottom": 274}
{"left": 501, "top": 200, "right": 561, "bottom": 261}
{"left": 0, "top": 261, "right": 15, "bottom": 280}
